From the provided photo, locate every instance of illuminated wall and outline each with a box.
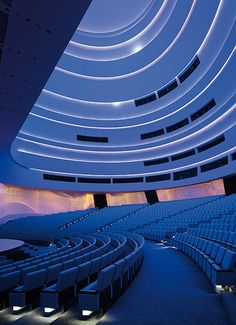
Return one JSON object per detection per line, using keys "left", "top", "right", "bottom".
{"left": 106, "top": 192, "right": 147, "bottom": 206}
{"left": 0, "top": 179, "right": 226, "bottom": 223}
{"left": 0, "top": 183, "right": 94, "bottom": 222}
{"left": 157, "top": 179, "right": 225, "bottom": 202}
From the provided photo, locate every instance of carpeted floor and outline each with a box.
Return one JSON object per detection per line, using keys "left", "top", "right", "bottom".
{"left": 98, "top": 241, "right": 236, "bottom": 325}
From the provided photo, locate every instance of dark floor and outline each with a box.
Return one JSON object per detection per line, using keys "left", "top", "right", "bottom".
{"left": 0, "top": 241, "right": 235, "bottom": 324}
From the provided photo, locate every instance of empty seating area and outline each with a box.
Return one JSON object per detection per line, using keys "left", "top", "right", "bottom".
{"left": 62, "top": 204, "right": 148, "bottom": 235}
{"left": 0, "top": 194, "right": 235, "bottom": 322}
{"left": 0, "top": 209, "right": 97, "bottom": 240}
{"left": 106, "top": 196, "right": 223, "bottom": 237}
{"left": 0, "top": 231, "right": 144, "bottom": 320}
{"left": 171, "top": 233, "right": 236, "bottom": 291}
{"left": 166, "top": 195, "right": 236, "bottom": 292}
{"left": 0, "top": 204, "right": 147, "bottom": 240}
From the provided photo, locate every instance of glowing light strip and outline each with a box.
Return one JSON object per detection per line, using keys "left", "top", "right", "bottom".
{"left": 31, "top": 46, "right": 235, "bottom": 127}
{"left": 34, "top": 46, "right": 236, "bottom": 129}
{"left": 27, "top": 146, "right": 236, "bottom": 177}
{"left": 56, "top": 1, "right": 197, "bottom": 80}
{"left": 66, "top": 0, "right": 173, "bottom": 61}
{"left": 16, "top": 105, "right": 236, "bottom": 159}
{"left": 19, "top": 100, "right": 236, "bottom": 150}
{"left": 76, "top": 0, "right": 156, "bottom": 36}
{"left": 40, "top": 89, "right": 133, "bottom": 105}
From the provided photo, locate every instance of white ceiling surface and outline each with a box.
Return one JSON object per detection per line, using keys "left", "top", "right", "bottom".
{"left": 0, "top": 0, "right": 235, "bottom": 192}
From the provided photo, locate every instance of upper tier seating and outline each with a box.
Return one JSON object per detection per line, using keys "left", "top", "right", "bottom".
{"left": 0, "top": 204, "right": 147, "bottom": 239}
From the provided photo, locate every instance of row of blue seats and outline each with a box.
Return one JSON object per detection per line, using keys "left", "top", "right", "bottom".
{"left": 171, "top": 233, "right": 236, "bottom": 291}
{"left": 199, "top": 223, "right": 236, "bottom": 232}
{"left": 8, "top": 233, "right": 127, "bottom": 315}
{"left": 0, "top": 234, "right": 116, "bottom": 308}
{"left": 5, "top": 232, "right": 144, "bottom": 320}
{"left": 62, "top": 204, "right": 148, "bottom": 234}
{"left": 106, "top": 196, "right": 220, "bottom": 233}
{"left": 78, "top": 232, "right": 144, "bottom": 319}
{"left": 0, "top": 205, "right": 146, "bottom": 238}
{"left": 0, "top": 237, "right": 85, "bottom": 272}
{"left": 0, "top": 209, "right": 96, "bottom": 235}
{"left": 187, "top": 228, "right": 236, "bottom": 251}
{"left": 136, "top": 195, "right": 236, "bottom": 241}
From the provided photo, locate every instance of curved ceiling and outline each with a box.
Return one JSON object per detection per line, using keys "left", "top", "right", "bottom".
{"left": 0, "top": 0, "right": 235, "bottom": 192}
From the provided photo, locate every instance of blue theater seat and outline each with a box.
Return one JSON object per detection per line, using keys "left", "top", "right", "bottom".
{"left": 75, "top": 261, "right": 92, "bottom": 292}
{"left": 45, "top": 263, "right": 62, "bottom": 285}
{"left": 0, "top": 271, "right": 21, "bottom": 307}
{"left": 112, "top": 258, "right": 126, "bottom": 300}
{"left": 78, "top": 264, "right": 116, "bottom": 319}
{"left": 19, "top": 265, "right": 38, "bottom": 284}
{"left": 9, "top": 268, "right": 47, "bottom": 313}
{"left": 41, "top": 266, "right": 78, "bottom": 314}
{"left": 211, "top": 249, "right": 236, "bottom": 288}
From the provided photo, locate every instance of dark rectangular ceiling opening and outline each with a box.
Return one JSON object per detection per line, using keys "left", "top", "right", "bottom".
{"left": 158, "top": 80, "right": 178, "bottom": 98}
{"left": 113, "top": 177, "right": 143, "bottom": 183}
{"left": 166, "top": 118, "right": 189, "bottom": 133}
{"left": 201, "top": 157, "right": 228, "bottom": 173}
{"left": 77, "top": 134, "right": 108, "bottom": 143}
{"left": 178, "top": 56, "right": 200, "bottom": 83}
{"left": 146, "top": 174, "right": 171, "bottom": 182}
{"left": 231, "top": 152, "right": 236, "bottom": 161}
{"left": 144, "top": 157, "right": 169, "bottom": 166}
{"left": 171, "top": 149, "right": 195, "bottom": 161}
{"left": 197, "top": 135, "right": 225, "bottom": 153}
{"left": 43, "top": 174, "right": 76, "bottom": 182}
{"left": 77, "top": 177, "right": 111, "bottom": 184}
{"left": 141, "top": 128, "right": 165, "bottom": 140}
{"left": 135, "top": 93, "right": 157, "bottom": 107}
{"left": 173, "top": 167, "right": 198, "bottom": 180}
{"left": 191, "top": 99, "right": 216, "bottom": 121}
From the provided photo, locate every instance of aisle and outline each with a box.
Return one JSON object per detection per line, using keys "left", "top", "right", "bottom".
{"left": 98, "top": 241, "right": 235, "bottom": 325}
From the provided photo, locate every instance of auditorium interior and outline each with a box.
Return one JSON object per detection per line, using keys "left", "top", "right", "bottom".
{"left": 0, "top": 0, "right": 235, "bottom": 324}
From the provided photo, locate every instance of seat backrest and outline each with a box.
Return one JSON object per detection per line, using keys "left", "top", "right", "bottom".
{"left": 24, "top": 268, "right": 47, "bottom": 291}
{"left": 210, "top": 244, "right": 219, "bottom": 259}
{"left": 56, "top": 267, "right": 78, "bottom": 291}
{"left": 201, "top": 240, "right": 208, "bottom": 252}
{"left": 38, "top": 261, "right": 50, "bottom": 269}
{"left": 205, "top": 241, "right": 213, "bottom": 255}
{"left": 215, "top": 246, "right": 226, "bottom": 265}
{"left": 0, "top": 270, "right": 20, "bottom": 291}
{"left": 50, "top": 257, "right": 61, "bottom": 265}
{"left": 94, "top": 264, "right": 116, "bottom": 292}
{"left": 20, "top": 265, "right": 38, "bottom": 283}
{"left": 221, "top": 249, "right": 236, "bottom": 270}
{"left": 99, "top": 254, "right": 109, "bottom": 270}
{"left": 113, "top": 258, "right": 126, "bottom": 281}
{"left": 81, "top": 252, "right": 91, "bottom": 263}
{"left": 74, "top": 256, "right": 84, "bottom": 266}
{"left": 45, "top": 263, "right": 62, "bottom": 284}
{"left": 0, "top": 266, "right": 17, "bottom": 276}
{"left": 197, "top": 239, "right": 203, "bottom": 249}
{"left": 90, "top": 257, "right": 101, "bottom": 275}
{"left": 222, "top": 231, "right": 229, "bottom": 242}
{"left": 227, "top": 232, "right": 235, "bottom": 244}
{"left": 62, "top": 259, "right": 74, "bottom": 270}
{"left": 76, "top": 261, "right": 92, "bottom": 283}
